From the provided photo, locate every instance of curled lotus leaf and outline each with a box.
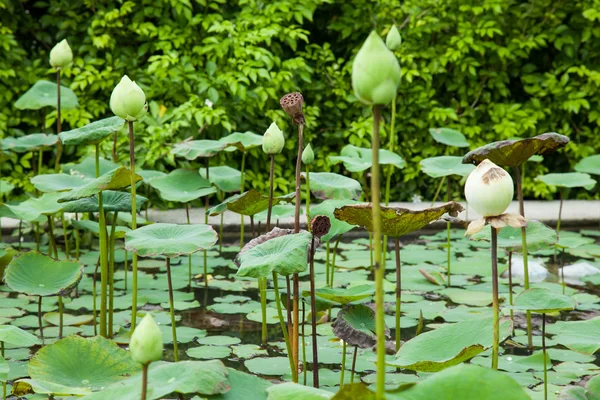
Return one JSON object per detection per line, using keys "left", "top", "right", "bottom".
{"left": 61, "top": 190, "right": 147, "bottom": 213}
{"left": 334, "top": 201, "right": 464, "bottom": 237}
{"left": 58, "top": 167, "right": 142, "bottom": 202}
{"left": 219, "top": 131, "right": 263, "bottom": 152}
{"left": 125, "top": 223, "right": 218, "bottom": 258}
{"left": 5, "top": 192, "right": 64, "bottom": 221}
{"left": 332, "top": 304, "right": 388, "bottom": 349}
{"left": 58, "top": 117, "right": 125, "bottom": 146}
{"left": 462, "top": 132, "right": 569, "bottom": 167}
{"left": 171, "top": 139, "right": 228, "bottom": 160}
{"left": 207, "top": 190, "right": 295, "bottom": 217}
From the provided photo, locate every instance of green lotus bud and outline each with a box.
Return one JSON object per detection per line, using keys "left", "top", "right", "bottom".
{"left": 262, "top": 122, "right": 285, "bottom": 154}
{"left": 129, "top": 313, "right": 163, "bottom": 365}
{"left": 110, "top": 75, "right": 148, "bottom": 121}
{"left": 302, "top": 143, "right": 314, "bottom": 165}
{"left": 386, "top": 25, "right": 402, "bottom": 50}
{"left": 49, "top": 39, "right": 73, "bottom": 69}
{"left": 352, "top": 31, "right": 401, "bottom": 106}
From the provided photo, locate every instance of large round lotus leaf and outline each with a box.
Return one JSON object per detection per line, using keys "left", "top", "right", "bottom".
{"left": 428, "top": 128, "right": 470, "bottom": 148}
{"left": 30, "top": 174, "right": 89, "bottom": 193}
{"left": 1, "top": 134, "right": 58, "bottom": 153}
{"left": 207, "top": 190, "right": 295, "bottom": 217}
{"left": 5, "top": 192, "right": 63, "bottom": 221}
{"left": 4, "top": 252, "right": 83, "bottom": 297}
{"left": 137, "top": 169, "right": 166, "bottom": 182}
{"left": 27, "top": 336, "right": 140, "bottom": 393}
{"left": 471, "top": 220, "right": 557, "bottom": 251}
{"left": 332, "top": 304, "right": 382, "bottom": 349}
{"left": 304, "top": 172, "right": 362, "bottom": 200}
{"left": 14, "top": 80, "right": 78, "bottom": 110}
{"left": 244, "top": 357, "right": 291, "bottom": 376}
{"left": 171, "top": 140, "right": 228, "bottom": 160}
{"left": 199, "top": 166, "right": 242, "bottom": 193}
{"left": 43, "top": 312, "right": 93, "bottom": 326}
{"left": 510, "top": 288, "right": 576, "bottom": 313}
{"left": 575, "top": 154, "right": 600, "bottom": 176}
{"left": 334, "top": 202, "right": 463, "bottom": 237}
{"left": 78, "top": 360, "right": 230, "bottom": 400}
{"left": 536, "top": 172, "right": 596, "bottom": 190}
{"left": 219, "top": 131, "right": 263, "bottom": 152}
{"left": 125, "top": 223, "right": 218, "bottom": 257}
{"left": 254, "top": 204, "right": 301, "bottom": 223}
{"left": 555, "top": 232, "right": 594, "bottom": 249}
{"left": 315, "top": 284, "right": 374, "bottom": 305}
{"left": 462, "top": 132, "right": 569, "bottom": 167}
{"left": 148, "top": 169, "right": 216, "bottom": 203}
{"left": 61, "top": 190, "right": 147, "bottom": 213}
{"left": 420, "top": 156, "right": 475, "bottom": 178}
{"left": 307, "top": 199, "right": 357, "bottom": 242}
{"left": 388, "top": 317, "right": 513, "bottom": 372}
{"left": 266, "top": 382, "right": 333, "bottom": 399}
{"left": 235, "top": 231, "right": 311, "bottom": 278}
{"left": 15, "top": 379, "right": 91, "bottom": 396}
{"left": 547, "top": 316, "right": 600, "bottom": 355}
{"left": 205, "top": 368, "right": 271, "bottom": 400}
{"left": 329, "top": 145, "right": 405, "bottom": 172}
{"left": 387, "top": 364, "right": 530, "bottom": 400}
{"left": 59, "top": 167, "right": 142, "bottom": 202}
{"left": 0, "top": 325, "right": 40, "bottom": 347}
{"left": 58, "top": 117, "right": 125, "bottom": 146}
{"left": 66, "top": 157, "right": 120, "bottom": 179}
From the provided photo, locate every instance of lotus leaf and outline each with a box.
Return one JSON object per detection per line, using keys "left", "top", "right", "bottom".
{"left": 171, "top": 140, "right": 228, "bottom": 160}
{"left": 420, "top": 156, "right": 474, "bottom": 178}
{"left": 428, "top": 128, "right": 470, "bottom": 147}
{"left": 575, "top": 154, "right": 600, "bottom": 176}
{"left": 1, "top": 134, "right": 58, "bottom": 153}
{"left": 536, "top": 172, "right": 596, "bottom": 190}
{"left": 59, "top": 167, "right": 141, "bottom": 202}
{"left": 58, "top": 117, "right": 125, "bottom": 146}
{"left": 14, "top": 80, "right": 78, "bottom": 110}
{"left": 199, "top": 165, "right": 242, "bottom": 193}
{"left": 148, "top": 169, "right": 216, "bottom": 203}
{"left": 30, "top": 174, "right": 89, "bottom": 193}
{"left": 510, "top": 288, "right": 576, "bottom": 313}
{"left": 125, "top": 223, "right": 218, "bottom": 257}
{"left": 329, "top": 145, "right": 405, "bottom": 172}
{"left": 303, "top": 172, "right": 362, "bottom": 200}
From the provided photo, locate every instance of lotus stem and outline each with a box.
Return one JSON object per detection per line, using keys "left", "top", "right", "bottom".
{"left": 165, "top": 257, "right": 179, "bottom": 361}
{"left": 141, "top": 362, "right": 149, "bottom": 400}
{"left": 218, "top": 190, "right": 224, "bottom": 253}
{"left": 272, "top": 272, "right": 295, "bottom": 381}
{"left": 92, "top": 255, "right": 99, "bottom": 336}
{"left": 309, "top": 234, "right": 319, "bottom": 387}
{"left": 446, "top": 177, "right": 452, "bottom": 286}
{"left": 395, "top": 237, "right": 401, "bottom": 351}
{"left": 382, "top": 97, "right": 396, "bottom": 270}
{"left": 302, "top": 300, "right": 307, "bottom": 386}
{"left": 508, "top": 251, "right": 514, "bottom": 332}
{"left": 240, "top": 152, "right": 246, "bottom": 249}
{"left": 266, "top": 155, "right": 275, "bottom": 232}
{"left": 47, "top": 215, "right": 58, "bottom": 259}
{"left": 128, "top": 121, "right": 139, "bottom": 331}
{"left": 371, "top": 105, "right": 385, "bottom": 399}
{"left": 491, "top": 226, "right": 499, "bottom": 370}
{"left": 204, "top": 158, "right": 210, "bottom": 288}
{"left": 305, "top": 165, "right": 311, "bottom": 226}
{"left": 514, "top": 165, "right": 532, "bottom": 350}
{"left": 329, "top": 235, "right": 342, "bottom": 288}
{"left": 108, "top": 212, "right": 118, "bottom": 337}
{"left": 74, "top": 213, "right": 80, "bottom": 260}
{"left": 96, "top": 144, "right": 109, "bottom": 338}
{"left": 555, "top": 190, "right": 564, "bottom": 263}
{"left": 250, "top": 215, "right": 256, "bottom": 238}
{"left": 124, "top": 250, "right": 128, "bottom": 291}
{"left": 542, "top": 313, "right": 548, "bottom": 400}
{"left": 38, "top": 149, "right": 43, "bottom": 177}
{"left": 112, "top": 131, "right": 118, "bottom": 163}
{"left": 286, "top": 276, "right": 292, "bottom": 349}
{"left": 259, "top": 277, "right": 268, "bottom": 345}
{"left": 61, "top": 212, "right": 70, "bottom": 259}
{"left": 57, "top": 296, "right": 63, "bottom": 339}
{"left": 325, "top": 241, "right": 330, "bottom": 286}
{"left": 38, "top": 296, "right": 44, "bottom": 345}
{"left": 54, "top": 69, "right": 63, "bottom": 171}
{"left": 430, "top": 176, "right": 445, "bottom": 207}
{"left": 292, "top": 275, "right": 300, "bottom": 382}
{"left": 1, "top": 341, "right": 5, "bottom": 400}
{"left": 350, "top": 346, "right": 358, "bottom": 383}
{"left": 340, "top": 340, "right": 347, "bottom": 389}
{"left": 185, "top": 202, "right": 192, "bottom": 292}
{"left": 18, "top": 221, "right": 22, "bottom": 251}
{"left": 561, "top": 249, "right": 566, "bottom": 295}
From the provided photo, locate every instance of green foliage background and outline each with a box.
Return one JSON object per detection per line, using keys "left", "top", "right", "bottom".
{"left": 1, "top": 0, "right": 599, "bottom": 202}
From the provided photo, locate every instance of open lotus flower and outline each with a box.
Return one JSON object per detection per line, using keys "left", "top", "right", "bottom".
{"left": 464, "top": 159, "right": 526, "bottom": 235}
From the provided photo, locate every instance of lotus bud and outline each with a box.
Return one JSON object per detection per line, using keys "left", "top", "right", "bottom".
{"left": 110, "top": 75, "right": 148, "bottom": 121}
{"left": 464, "top": 159, "right": 514, "bottom": 217}
{"left": 262, "top": 122, "right": 285, "bottom": 155}
{"left": 386, "top": 25, "right": 402, "bottom": 50}
{"left": 280, "top": 92, "right": 305, "bottom": 125}
{"left": 49, "top": 39, "right": 73, "bottom": 69}
{"left": 352, "top": 31, "right": 401, "bottom": 106}
{"left": 129, "top": 313, "right": 163, "bottom": 365}
{"left": 311, "top": 215, "right": 331, "bottom": 239}
{"left": 302, "top": 144, "right": 314, "bottom": 165}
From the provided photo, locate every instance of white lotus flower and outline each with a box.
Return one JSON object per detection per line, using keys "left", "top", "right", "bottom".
{"left": 465, "top": 159, "right": 514, "bottom": 217}
{"left": 109, "top": 75, "right": 147, "bottom": 121}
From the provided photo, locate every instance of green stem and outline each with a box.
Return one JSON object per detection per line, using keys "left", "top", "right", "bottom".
{"left": 218, "top": 191, "right": 224, "bottom": 253}
{"left": 325, "top": 241, "right": 330, "bottom": 286}
{"left": 74, "top": 213, "right": 80, "bottom": 260}
{"left": 38, "top": 296, "right": 44, "bottom": 346}
{"left": 508, "top": 252, "right": 514, "bottom": 332}
{"left": 58, "top": 296, "right": 63, "bottom": 339}
{"left": 395, "top": 238, "right": 401, "bottom": 351}
{"left": 382, "top": 95, "right": 396, "bottom": 270}
{"left": 430, "top": 177, "right": 446, "bottom": 207}
{"left": 124, "top": 250, "right": 128, "bottom": 291}
{"left": 542, "top": 313, "right": 548, "bottom": 400}
{"left": 204, "top": 158, "right": 210, "bottom": 288}
{"left": 273, "top": 272, "right": 295, "bottom": 381}
{"left": 128, "top": 121, "right": 139, "bottom": 331}
{"left": 561, "top": 249, "right": 566, "bottom": 295}
{"left": 302, "top": 301, "right": 307, "bottom": 386}
{"left": 92, "top": 256, "right": 99, "bottom": 336}
{"left": 108, "top": 211, "right": 118, "bottom": 337}
{"left": 240, "top": 152, "right": 246, "bottom": 249}
{"left": 61, "top": 212, "right": 70, "bottom": 259}
{"left": 141, "top": 363, "right": 149, "bottom": 400}
{"left": 266, "top": 155, "right": 275, "bottom": 232}
{"left": 259, "top": 277, "right": 268, "bottom": 345}
{"left": 491, "top": 226, "right": 499, "bottom": 370}
{"left": 350, "top": 346, "right": 358, "bottom": 383}
{"left": 96, "top": 144, "right": 109, "bottom": 338}
{"left": 185, "top": 203, "right": 192, "bottom": 291}
{"left": 305, "top": 165, "right": 311, "bottom": 225}
{"left": 38, "top": 149, "right": 43, "bottom": 177}
{"left": 54, "top": 69, "right": 62, "bottom": 171}
{"left": 47, "top": 215, "right": 58, "bottom": 259}
{"left": 329, "top": 235, "right": 341, "bottom": 288}
{"left": 340, "top": 341, "right": 347, "bottom": 389}
{"left": 309, "top": 235, "right": 319, "bottom": 388}
{"left": 166, "top": 257, "right": 179, "bottom": 361}
{"left": 555, "top": 190, "right": 564, "bottom": 263}
{"left": 446, "top": 177, "right": 451, "bottom": 286}
{"left": 1, "top": 341, "right": 5, "bottom": 400}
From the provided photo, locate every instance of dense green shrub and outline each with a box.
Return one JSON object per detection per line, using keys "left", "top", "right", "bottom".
{"left": 1, "top": 0, "right": 599, "bottom": 203}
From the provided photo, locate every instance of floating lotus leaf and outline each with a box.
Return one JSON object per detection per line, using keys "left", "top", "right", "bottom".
{"left": 303, "top": 172, "right": 362, "bottom": 200}
{"left": 314, "top": 284, "right": 374, "bottom": 305}
{"left": 334, "top": 201, "right": 463, "bottom": 237}
{"left": 137, "top": 169, "right": 166, "bottom": 182}
{"left": 72, "top": 220, "right": 131, "bottom": 239}
{"left": 205, "top": 368, "right": 271, "bottom": 400}
{"left": 15, "top": 379, "right": 91, "bottom": 396}
{"left": 66, "top": 157, "right": 120, "bottom": 179}
{"left": 4, "top": 252, "right": 83, "bottom": 297}
{"left": 266, "top": 382, "right": 333, "bottom": 399}
{"left": 555, "top": 232, "right": 594, "bottom": 249}
{"left": 43, "top": 312, "right": 94, "bottom": 326}
{"left": 332, "top": 304, "right": 386, "bottom": 349}
{"left": 27, "top": 336, "right": 140, "bottom": 394}
{"left": 388, "top": 317, "right": 513, "bottom": 372}
{"left": 387, "top": 364, "right": 529, "bottom": 400}
{"left": 80, "top": 360, "right": 230, "bottom": 400}
{"left": 471, "top": 220, "right": 557, "bottom": 251}
{"left": 14, "top": 80, "right": 79, "bottom": 110}
{"left": 0, "top": 325, "right": 40, "bottom": 347}
{"left": 58, "top": 117, "right": 125, "bottom": 146}
{"left": 462, "top": 132, "right": 569, "bottom": 167}
{"left": 575, "top": 154, "right": 600, "bottom": 176}
{"left": 548, "top": 316, "right": 600, "bottom": 355}
{"left": 30, "top": 174, "right": 89, "bottom": 193}
{"left": 310, "top": 199, "right": 357, "bottom": 242}
{"left": 510, "top": 288, "right": 576, "bottom": 313}
{"left": 207, "top": 190, "right": 295, "bottom": 217}
{"left": 219, "top": 131, "right": 263, "bottom": 152}
{"left": 428, "top": 128, "right": 470, "bottom": 148}
{"left": 1, "top": 134, "right": 58, "bottom": 153}
{"left": 235, "top": 231, "right": 312, "bottom": 278}
{"left": 420, "top": 156, "right": 475, "bottom": 178}
{"left": 148, "top": 169, "right": 216, "bottom": 203}
{"left": 329, "top": 145, "right": 405, "bottom": 172}
{"left": 61, "top": 190, "right": 147, "bottom": 213}
{"left": 171, "top": 140, "right": 228, "bottom": 160}
{"left": 5, "top": 192, "right": 63, "bottom": 221}
{"left": 59, "top": 167, "right": 141, "bottom": 202}
{"left": 536, "top": 172, "right": 596, "bottom": 190}
{"left": 199, "top": 166, "right": 242, "bottom": 193}
{"left": 125, "top": 223, "right": 218, "bottom": 258}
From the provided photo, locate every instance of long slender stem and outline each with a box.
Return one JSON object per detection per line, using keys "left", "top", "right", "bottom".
{"left": 395, "top": 237, "right": 401, "bottom": 351}
{"left": 266, "top": 155, "right": 275, "bottom": 232}
{"left": 128, "top": 121, "right": 139, "bottom": 331}
{"left": 325, "top": 241, "right": 330, "bottom": 286}
{"left": 124, "top": 250, "right": 128, "bottom": 291}
{"left": 305, "top": 165, "right": 311, "bottom": 226}
{"left": 340, "top": 341, "right": 347, "bottom": 389}
{"left": 446, "top": 177, "right": 452, "bottom": 286}
{"left": 350, "top": 346, "right": 358, "bottom": 383}
{"left": 309, "top": 235, "right": 319, "bottom": 388}
{"left": 259, "top": 277, "right": 268, "bottom": 345}
{"left": 329, "top": 235, "right": 342, "bottom": 288}
{"left": 96, "top": 144, "right": 109, "bottom": 338}
{"left": 1, "top": 341, "right": 5, "bottom": 400}
{"left": 491, "top": 226, "right": 499, "bottom": 370}
{"left": 57, "top": 296, "right": 63, "bottom": 339}
{"left": 108, "top": 212, "right": 118, "bottom": 337}
{"left": 92, "top": 256, "right": 99, "bottom": 336}
{"left": 141, "top": 363, "right": 149, "bottom": 400}
{"left": 542, "top": 313, "right": 548, "bottom": 400}
{"left": 302, "top": 300, "right": 307, "bottom": 385}
{"left": 185, "top": 202, "right": 192, "bottom": 291}
{"left": 555, "top": 190, "right": 564, "bottom": 263}
{"left": 54, "top": 69, "right": 62, "bottom": 171}
{"left": 508, "top": 251, "right": 514, "bottom": 332}
{"left": 430, "top": 177, "right": 446, "bottom": 207}
{"left": 561, "top": 249, "right": 566, "bottom": 295}
{"left": 218, "top": 191, "right": 224, "bottom": 253}
{"left": 204, "top": 158, "right": 210, "bottom": 288}
{"left": 47, "top": 215, "right": 58, "bottom": 259}
{"left": 61, "top": 212, "right": 70, "bottom": 259}
{"left": 38, "top": 296, "right": 44, "bottom": 345}
{"left": 38, "top": 149, "right": 43, "bottom": 177}
{"left": 166, "top": 257, "right": 179, "bottom": 361}
{"left": 74, "top": 213, "right": 80, "bottom": 261}
{"left": 240, "top": 152, "right": 246, "bottom": 249}
{"left": 273, "top": 272, "right": 295, "bottom": 380}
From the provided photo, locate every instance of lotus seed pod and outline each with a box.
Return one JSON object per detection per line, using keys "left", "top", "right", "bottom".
{"left": 280, "top": 92, "right": 305, "bottom": 125}
{"left": 262, "top": 122, "right": 285, "bottom": 155}
{"left": 49, "top": 39, "right": 73, "bottom": 69}
{"left": 352, "top": 31, "right": 401, "bottom": 106}
{"left": 302, "top": 144, "right": 315, "bottom": 165}
{"left": 386, "top": 25, "right": 402, "bottom": 50}
{"left": 130, "top": 313, "right": 163, "bottom": 365}
{"left": 464, "top": 159, "right": 514, "bottom": 217}
{"left": 311, "top": 215, "right": 331, "bottom": 238}
{"left": 110, "top": 75, "right": 148, "bottom": 122}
